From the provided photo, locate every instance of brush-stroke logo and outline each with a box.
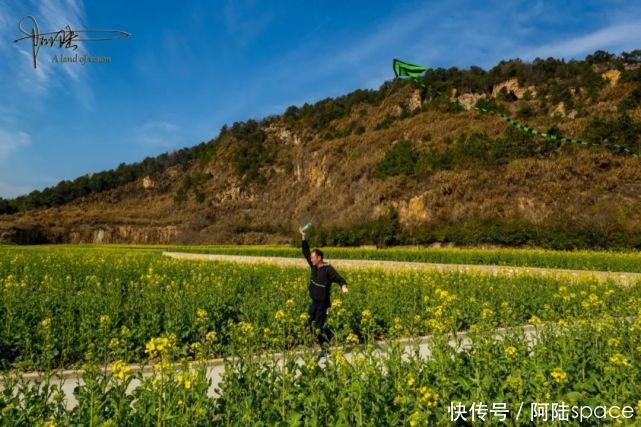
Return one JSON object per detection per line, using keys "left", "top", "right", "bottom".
{"left": 14, "top": 15, "right": 130, "bottom": 69}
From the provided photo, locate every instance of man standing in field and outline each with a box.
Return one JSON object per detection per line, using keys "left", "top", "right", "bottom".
{"left": 299, "top": 226, "right": 348, "bottom": 351}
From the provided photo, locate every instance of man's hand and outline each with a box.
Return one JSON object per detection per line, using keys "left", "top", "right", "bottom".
{"left": 341, "top": 284, "right": 348, "bottom": 293}
{"left": 298, "top": 226, "right": 306, "bottom": 239}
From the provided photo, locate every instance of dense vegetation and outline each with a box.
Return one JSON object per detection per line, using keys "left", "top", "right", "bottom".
{"left": 2, "top": 246, "right": 641, "bottom": 424}
{"left": 1, "top": 246, "right": 639, "bottom": 371}
{"left": 299, "top": 216, "right": 641, "bottom": 251}
{"left": 418, "top": 49, "right": 641, "bottom": 99}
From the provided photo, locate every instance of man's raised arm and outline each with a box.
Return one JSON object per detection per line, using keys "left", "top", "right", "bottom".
{"left": 300, "top": 227, "right": 313, "bottom": 267}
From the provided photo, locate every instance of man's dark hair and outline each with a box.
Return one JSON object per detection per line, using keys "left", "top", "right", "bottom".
{"left": 312, "top": 248, "right": 324, "bottom": 259}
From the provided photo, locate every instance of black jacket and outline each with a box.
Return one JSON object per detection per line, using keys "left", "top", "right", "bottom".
{"left": 302, "top": 239, "right": 346, "bottom": 302}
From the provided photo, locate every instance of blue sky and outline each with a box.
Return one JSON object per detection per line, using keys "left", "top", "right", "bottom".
{"left": 1, "top": 0, "right": 641, "bottom": 197}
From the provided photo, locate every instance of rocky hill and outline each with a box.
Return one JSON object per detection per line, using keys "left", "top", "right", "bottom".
{"left": 2, "top": 50, "right": 641, "bottom": 249}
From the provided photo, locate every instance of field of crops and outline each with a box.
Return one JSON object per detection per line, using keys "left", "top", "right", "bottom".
{"left": 13, "top": 242, "right": 641, "bottom": 272}
{"left": 2, "top": 245, "right": 641, "bottom": 425}
{"left": 165, "top": 244, "right": 641, "bottom": 273}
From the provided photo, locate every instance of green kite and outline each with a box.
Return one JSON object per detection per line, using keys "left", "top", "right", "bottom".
{"left": 393, "top": 59, "right": 428, "bottom": 79}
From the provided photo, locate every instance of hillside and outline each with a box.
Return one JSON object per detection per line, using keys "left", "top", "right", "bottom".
{"left": 2, "top": 50, "right": 641, "bottom": 249}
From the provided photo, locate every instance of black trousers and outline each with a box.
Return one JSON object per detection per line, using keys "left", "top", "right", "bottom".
{"left": 308, "top": 299, "right": 333, "bottom": 345}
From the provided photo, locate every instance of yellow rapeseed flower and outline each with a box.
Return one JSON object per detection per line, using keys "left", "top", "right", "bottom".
{"left": 481, "top": 308, "right": 494, "bottom": 320}
{"left": 550, "top": 368, "right": 568, "bottom": 384}
{"left": 609, "top": 353, "right": 631, "bottom": 367}
{"left": 239, "top": 321, "right": 254, "bottom": 336}
{"left": 409, "top": 411, "right": 420, "bottom": 427}
{"left": 419, "top": 386, "right": 438, "bottom": 407}
{"left": 109, "top": 359, "right": 131, "bottom": 381}
{"left": 504, "top": 346, "right": 518, "bottom": 359}
{"left": 145, "top": 336, "right": 173, "bottom": 357}
{"left": 346, "top": 333, "right": 359, "bottom": 345}
{"left": 407, "top": 375, "right": 415, "bottom": 387}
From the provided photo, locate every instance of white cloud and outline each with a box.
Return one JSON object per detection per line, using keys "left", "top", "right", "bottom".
{"left": 133, "top": 121, "right": 182, "bottom": 148}
{"left": 0, "top": 128, "right": 30, "bottom": 160}
{"left": 1, "top": 0, "right": 91, "bottom": 103}
{"left": 517, "top": 20, "right": 641, "bottom": 61}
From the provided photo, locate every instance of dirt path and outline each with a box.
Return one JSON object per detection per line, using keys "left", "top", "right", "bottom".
{"left": 162, "top": 252, "right": 641, "bottom": 284}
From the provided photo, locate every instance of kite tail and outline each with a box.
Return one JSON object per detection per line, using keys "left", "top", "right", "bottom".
{"left": 407, "top": 76, "right": 639, "bottom": 159}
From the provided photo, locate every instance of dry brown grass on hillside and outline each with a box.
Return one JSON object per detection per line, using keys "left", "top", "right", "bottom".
{"left": 2, "top": 74, "right": 641, "bottom": 245}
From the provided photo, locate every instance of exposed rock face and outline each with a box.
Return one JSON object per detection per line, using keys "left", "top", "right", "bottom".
{"left": 302, "top": 152, "right": 331, "bottom": 188}
{"left": 73, "top": 225, "right": 180, "bottom": 244}
{"left": 214, "top": 177, "right": 253, "bottom": 203}
{"left": 408, "top": 90, "right": 423, "bottom": 111}
{"left": 450, "top": 88, "right": 486, "bottom": 109}
{"left": 266, "top": 124, "right": 301, "bottom": 146}
{"left": 396, "top": 194, "right": 431, "bottom": 224}
{"left": 491, "top": 78, "right": 537, "bottom": 99}
{"left": 391, "top": 104, "right": 404, "bottom": 117}
{"left": 550, "top": 102, "right": 577, "bottom": 119}
{"left": 452, "top": 79, "right": 538, "bottom": 110}
{"left": 601, "top": 69, "right": 621, "bottom": 86}
{"left": 0, "top": 225, "right": 60, "bottom": 244}
{"left": 142, "top": 176, "right": 155, "bottom": 189}
{"left": 0, "top": 223, "right": 183, "bottom": 244}
{"left": 308, "top": 165, "right": 328, "bottom": 188}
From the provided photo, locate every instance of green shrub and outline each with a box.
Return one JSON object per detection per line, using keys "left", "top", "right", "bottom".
{"left": 374, "top": 114, "right": 396, "bottom": 130}
{"left": 583, "top": 113, "right": 641, "bottom": 155}
{"left": 229, "top": 119, "right": 272, "bottom": 182}
{"left": 374, "top": 141, "right": 419, "bottom": 178}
